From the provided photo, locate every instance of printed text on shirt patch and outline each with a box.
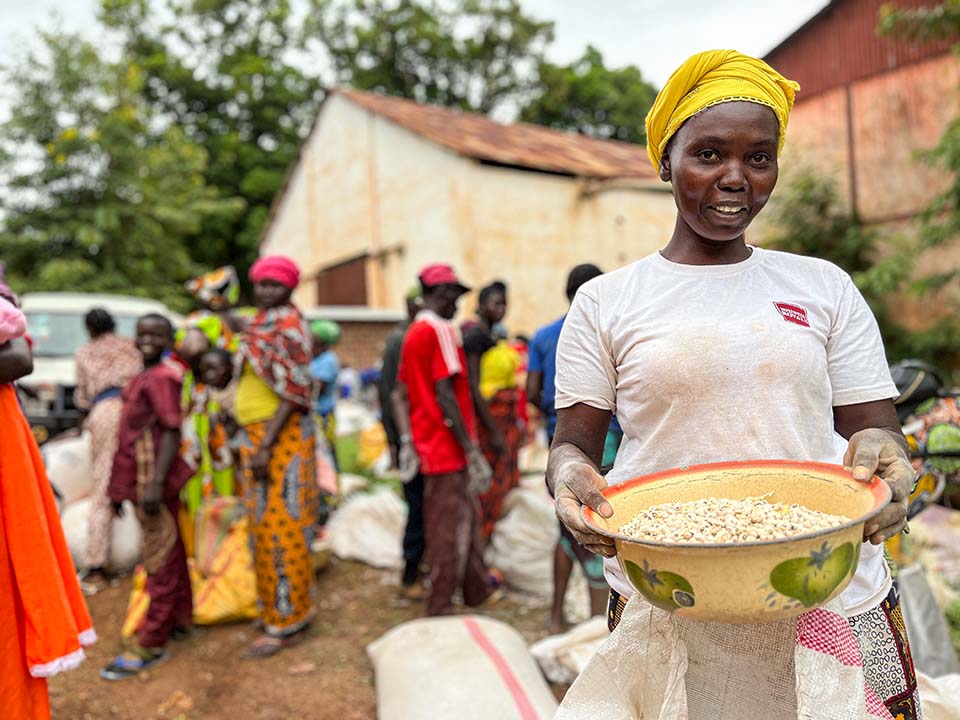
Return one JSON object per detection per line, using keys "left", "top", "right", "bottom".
{"left": 773, "top": 302, "right": 810, "bottom": 328}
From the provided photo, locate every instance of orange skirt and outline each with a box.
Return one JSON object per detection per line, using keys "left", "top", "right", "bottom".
{"left": 0, "top": 384, "right": 95, "bottom": 718}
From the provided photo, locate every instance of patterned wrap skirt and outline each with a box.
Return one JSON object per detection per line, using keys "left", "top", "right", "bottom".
{"left": 477, "top": 388, "right": 524, "bottom": 539}
{"left": 238, "top": 412, "right": 318, "bottom": 637}
{"left": 607, "top": 585, "right": 922, "bottom": 719}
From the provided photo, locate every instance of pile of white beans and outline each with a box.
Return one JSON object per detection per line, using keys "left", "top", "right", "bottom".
{"left": 619, "top": 496, "right": 848, "bottom": 543}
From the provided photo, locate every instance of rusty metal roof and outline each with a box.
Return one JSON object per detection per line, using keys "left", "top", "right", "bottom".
{"left": 336, "top": 87, "right": 656, "bottom": 180}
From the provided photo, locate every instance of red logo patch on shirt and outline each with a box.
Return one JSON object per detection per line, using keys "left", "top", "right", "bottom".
{"left": 773, "top": 302, "right": 810, "bottom": 328}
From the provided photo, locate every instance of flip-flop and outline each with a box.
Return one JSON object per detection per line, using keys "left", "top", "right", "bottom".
{"left": 100, "top": 650, "right": 170, "bottom": 681}
{"left": 241, "top": 633, "right": 303, "bottom": 660}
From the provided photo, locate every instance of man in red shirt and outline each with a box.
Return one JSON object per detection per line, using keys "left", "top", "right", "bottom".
{"left": 393, "top": 264, "right": 496, "bottom": 616}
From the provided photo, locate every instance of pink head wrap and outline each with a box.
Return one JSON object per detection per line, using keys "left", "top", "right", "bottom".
{"left": 0, "top": 296, "right": 27, "bottom": 343}
{"left": 249, "top": 255, "right": 300, "bottom": 290}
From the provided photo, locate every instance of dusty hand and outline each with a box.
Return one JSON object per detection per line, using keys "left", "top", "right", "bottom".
{"left": 844, "top": 428, "right": 914, "bottom": 545}
{"left": 398, "top": 441, "right": 420, "bottom": 483}
{"left": 141, "top": 483, "right": 163, "bottom": 517}
{"left": 251, "top": 446, "right": 271, "bottom": 484}
{"left": 553, "top": 460, "right": 615, "bottom": 557}
{"left": 466, "top": 446, "right": 493, "bottom": 494}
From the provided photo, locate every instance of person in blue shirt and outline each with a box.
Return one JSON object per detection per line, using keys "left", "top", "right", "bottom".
{"left": 310, "top": 320, "right": 341, "bottom": 468}
{"left": 527, "top": 264, "right": 612, "bottom": 634}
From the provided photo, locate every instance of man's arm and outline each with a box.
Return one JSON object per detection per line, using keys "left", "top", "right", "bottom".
{"left": 526, "top": 370, "right": 543, "bottom": 410}
{"left": 391, "top": 383, "right": 412, "bottom": 441}
{"left": 436, "top": 377, "right": 477, "bottom": 454}
{"left": 466, "top": 352, "right": 504, "bottom": 453}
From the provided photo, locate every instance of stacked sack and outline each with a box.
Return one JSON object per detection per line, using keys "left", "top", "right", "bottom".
{"left": 46, "top": 432, "right": 142, "bottom": 574}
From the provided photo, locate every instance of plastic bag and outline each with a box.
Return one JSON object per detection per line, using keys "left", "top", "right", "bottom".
{"left": 122, "top": 505, "right": 258, "bottom": 636}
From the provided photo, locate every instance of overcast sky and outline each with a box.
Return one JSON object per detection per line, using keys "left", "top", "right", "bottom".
{"left": 2, "top": 0, "right": 829, "bottom": 83}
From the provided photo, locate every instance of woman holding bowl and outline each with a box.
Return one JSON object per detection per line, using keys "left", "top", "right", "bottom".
{"left": 549, "top": 50, "right": 918, "bottom": 719}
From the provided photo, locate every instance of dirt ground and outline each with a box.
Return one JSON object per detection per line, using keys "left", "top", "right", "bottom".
{"left": 49, "top": 558, "right": 565, "bottom": 720}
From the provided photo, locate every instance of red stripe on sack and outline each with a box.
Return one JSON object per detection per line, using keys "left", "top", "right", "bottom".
{"left": 462, "top": 617, "right": 540, "bottom": 720}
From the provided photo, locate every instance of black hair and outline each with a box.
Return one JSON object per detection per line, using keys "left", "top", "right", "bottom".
{"left": 138, "top": 313, "right": 174, "bottom": 339}
{"left": 566, "top": 264, "right": 603, "bottom": 301}
{"left": 478, "top": 280, "right": 507, "bottom": 307}
{"left": 85, "top": 307, "right": 115, "bottom": 336}
{"left": 514, "top": 334, "right": 530, "bottom": 345}
{"left": 200, "top": 347, "right": 232, "bottom": 367}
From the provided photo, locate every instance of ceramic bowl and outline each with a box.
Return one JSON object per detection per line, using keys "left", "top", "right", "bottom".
{"left": 581, "top": 460, "right": 891, "bottom": 624}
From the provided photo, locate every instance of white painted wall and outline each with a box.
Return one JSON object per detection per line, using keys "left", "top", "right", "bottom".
{"left": 261, "top": 96, "right": 679, "bottom": 334}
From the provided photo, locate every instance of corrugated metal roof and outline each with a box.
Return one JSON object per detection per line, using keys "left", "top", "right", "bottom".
{"left": 336, "top": 87, "right": 656, "bottom": 180}
{"left": 764, "top": 0, "right": 954, "bottom": 100}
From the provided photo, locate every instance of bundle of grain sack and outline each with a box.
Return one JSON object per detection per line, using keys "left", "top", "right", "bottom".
{"left": 46, "top": 432, "right": 142, "bottom": 573}
{"left": 368, "top": 615, "right": 558, "bottom": 720}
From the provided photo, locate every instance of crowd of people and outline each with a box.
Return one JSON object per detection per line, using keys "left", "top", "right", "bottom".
{"left": 2, "top": 45, "right": 953, "bottom": 720}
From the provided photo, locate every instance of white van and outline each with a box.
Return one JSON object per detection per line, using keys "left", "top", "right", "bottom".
{"left": 19, "top": 292, "right": 183, "bottom": 442}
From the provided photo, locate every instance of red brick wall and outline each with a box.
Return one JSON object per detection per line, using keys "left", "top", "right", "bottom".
{"left": 334, "top": 320, "right": 398, "bottom": 370}
{"left": 778, "top": 53, "right": 959, "bottom": 223}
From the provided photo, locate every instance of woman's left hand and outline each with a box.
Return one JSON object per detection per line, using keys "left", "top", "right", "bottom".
{"left": 844, "top": 428, "right": 914, "bottom": 545}
{"left": 250, "top": 445, "right": 272, "bottom": 484}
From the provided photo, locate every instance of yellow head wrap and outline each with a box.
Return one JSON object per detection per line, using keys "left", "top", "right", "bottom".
{"left": 645, "top": 50, "right": 800, "bottom": 173}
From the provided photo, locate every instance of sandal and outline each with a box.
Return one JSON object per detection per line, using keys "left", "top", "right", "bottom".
{"left": 79, "top": 569, "right": 109, "bottom": 596}
{"left": 241, "top": 632, "right": 304, "bottom": 660}
{"left": 100, "top": 649, "right": 169, "bottom": 681}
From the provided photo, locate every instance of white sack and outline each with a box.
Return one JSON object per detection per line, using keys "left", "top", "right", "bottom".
{"left": 556, "top": 595, "right": 891, "bottom": 720}
{"left": 486, "top": 487, "right": 559, "bottom": 597}
{"left": 328, "top": 487, "right": 405, "bottom": 569}
{"left": 486, "top": 485, "right": 591, "bottom": 622}
{"left": 367, "top": 615, "right": 558, "bottom": 720}
{"left": 898, "top": 564, "right": 960, "bottom": 677}
{"left": 917, "top": 671, "right": 960, "bottom": 720}
{"left": 335, "top": 399, "right": 378, "bottom": 436}
{"left": 43, "top": 432, "right": 93, "bottom": 505}
{"left": 338, "top": 472, "right": 370, "bottom": 498}
{"left": 529, "top": 616, "right": 608, "bottom": 685}
{"left": 60, "top": 498, "right": 141, "bottom": 573}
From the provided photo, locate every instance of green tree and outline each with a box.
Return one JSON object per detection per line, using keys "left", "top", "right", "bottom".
{"left": 308, "top": 0, "right": 555, "bottom": 114}
{"left": 0, "top": 31, "right": 242, "bottom": 310}
{"left": 520, "top": 47, "right": 656, "bottom": 144}
{"left": 100, "top": 0, "right": 322, "bottom": 274}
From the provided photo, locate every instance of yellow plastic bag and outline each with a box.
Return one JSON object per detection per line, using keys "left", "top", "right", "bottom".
{"left": 357, "top": 422, "right": 388, "bottom": 470}
{"left": 121, "top": 515, "right": 258, "bottom": 637}
{"left": 192, "top": 515, "right": 258, "bottom": 625}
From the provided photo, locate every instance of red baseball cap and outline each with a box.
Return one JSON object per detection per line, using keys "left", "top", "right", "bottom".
{"left": 418, "top": 263, "right": 470, "bottom": 294}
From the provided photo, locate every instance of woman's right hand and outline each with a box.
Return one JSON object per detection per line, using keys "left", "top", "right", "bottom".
{"left": 553, "top": 459, "right": 616, "bottom": 557}
{"left": 250, "top": 446, "right": 271, "bottom": 484}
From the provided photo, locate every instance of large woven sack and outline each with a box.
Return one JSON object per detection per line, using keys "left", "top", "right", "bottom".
{"left": 485, "top": 486, "right": 558, "bottom": 597}
{"left": 485, "top": 483, "right": 591, "bottom": 622}
{"left": 328, "top": 487, "right": 405, "bottom": 569}
{"left": 917, "top": 671, "right": 960, "bottom": 720}
{"left": 43, "top": 433, "right": 93, "bottom": 505}
{"left": 367, "top": 615, "right": 558, "bottom": 720}
{"left": 529, "top": 616, "right": 608, "bottom": 685}
{"left": 556, "top": 595, "right": 894, "bottom": 720}
{"left": 61, "top": 498, "right": 141, "bottom": 573}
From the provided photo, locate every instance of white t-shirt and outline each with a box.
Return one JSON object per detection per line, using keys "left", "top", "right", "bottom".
{"left": 555, "top": 246, "right": 898, "bottom": 616}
